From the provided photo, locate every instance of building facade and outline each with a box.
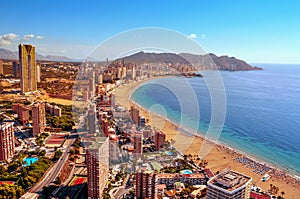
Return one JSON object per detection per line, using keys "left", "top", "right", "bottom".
{"left": 0, "top": 122, "right": 15, "bottom": 161}
{"left": 32, "top": 102, "right": 45, "bottom": 136}
{"left": 87, "top": 137, "right": 109, "bottom": 199}
{"left": 207, "top": 170, "right": 252, "bottom": 199}
{"left": 135, "top": 171, "right": 158, "bottom": 199}
{"left": 19, "top": 44, "right": 37, "bottom": 94}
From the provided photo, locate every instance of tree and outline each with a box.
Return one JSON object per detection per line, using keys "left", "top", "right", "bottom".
{"left": 281, "top": 191, "right": 285, "bottom": 198}
{"left": 70, "top": 149, "right": 75, "bottom": 155}
{"left": 0, "top": 165, "right": 6, "bottom": 176}
{"left": 39, "top": 150, "right": 46, "bottom": 156}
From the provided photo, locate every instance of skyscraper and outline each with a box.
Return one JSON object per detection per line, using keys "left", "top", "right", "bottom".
{"left": 19, "top": 44, "right": 37, "bottom": 94}
{"left": 87, "top": 137, "right": 109, "bottom": 199}
{"left": 135, "top": 170, "right": 158, "bottom": 199}
{"left": 133, "top": 132, "right": 143, "bottom": 158}
{"left": 0, "top": 122, "right": 15, "bottom": 161}
{"left": 36, "top": 64, "right": 41, "bottom": 82}
{"left": 0, "top": 60, "right": 3, "bottom": 75}
{"left": 32, "top": 102, "right": 45, "bottom": 136}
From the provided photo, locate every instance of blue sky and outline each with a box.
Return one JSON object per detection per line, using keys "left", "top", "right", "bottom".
{"left": 0, "top": 0, "right": 299, "bottom": 63}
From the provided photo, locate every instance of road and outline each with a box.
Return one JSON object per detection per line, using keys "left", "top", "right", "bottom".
{"left": 30, "top": 138, "right": 75, "bottom": 193}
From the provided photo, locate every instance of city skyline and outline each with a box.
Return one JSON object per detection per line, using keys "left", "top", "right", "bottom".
{"left": 0, "top": 0, "right": 300, "bottom": 63}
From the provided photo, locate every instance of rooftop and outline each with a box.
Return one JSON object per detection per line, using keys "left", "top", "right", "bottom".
{"left": 88, "top": 137, "right": 108, "bottom": 149}
{"left": 208, "top": 170, "right": 251, "bottom": 192}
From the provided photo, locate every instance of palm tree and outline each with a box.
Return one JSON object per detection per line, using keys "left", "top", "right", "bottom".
{"left": 281, "top": 191, "right": 285, "bottom": 198}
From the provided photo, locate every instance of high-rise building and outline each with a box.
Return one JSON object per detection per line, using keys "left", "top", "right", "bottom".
{"left": 88, "top": 104, "right": 96, "bottom": 135}
{"left": 133, "top": 132, "right": 143, "bottom": 158}
{"left": 130, "top": 106, "right": 140, "bottom": 125}
{"left": 132, "top": 65, "right": 136, "bottom": 80}
{"left": 109, "top": 134, "right": 119, "bottom": 163}
{"left": 207, "top": 170, "right": 252, "bottom": 199}
{"left": 0, "top": 60, "right": 3, "bottom": 75}
{"left": 13, "top": 61, "right": 20, "bottom": 78}
{"left": 87, "top": 137, "right": 109, "bottom": 199}
{"left": 36, "top": 64, "right": 41, "bottom": 82}
{"left": 0, "top": 122, "right": 15, "bottom": 161}
{"left": 135, "top": 170, "right": 158, "bottom": 199}
{"left": 154, "top": 131, "right": 166, "bottom": 150}
{"left": 12, "top": 104, "right": 29, "bottom": 124}
{"left": 32, "top": 102, "right": 45, "bottom": 136}
{"left": 19, "top": 44, "right": 37, "bottom": 94}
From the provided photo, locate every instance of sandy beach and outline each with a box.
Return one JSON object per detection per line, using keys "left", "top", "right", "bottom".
{"left": 114, "top": 78, "right": 300, "bottom": 198}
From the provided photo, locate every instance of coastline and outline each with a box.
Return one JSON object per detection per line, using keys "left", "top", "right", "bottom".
{"left": 113, "top": 77, "right": 300, "bottom": 198}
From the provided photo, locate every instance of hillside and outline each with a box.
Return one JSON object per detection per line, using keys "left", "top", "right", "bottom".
{"left": 0, "top": 48, "right": 72, "bottom": 61}
{"left": 114, "top": 51, "right": 262, "bottom": 71}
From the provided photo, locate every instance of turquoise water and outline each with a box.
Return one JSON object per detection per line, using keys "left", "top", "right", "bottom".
{"left": 131, "top": 64, "right": 300, "bottom": 175}
{"left": 166, "top": 151, "right": 174, "bottom": 156}
{"left": 23, "top": 157, "right": 39, "bottom": 167}
{"left": 182, "top": 170, "right": 193, "bottom": 174}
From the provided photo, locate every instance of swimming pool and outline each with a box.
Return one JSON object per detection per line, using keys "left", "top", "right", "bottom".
{"left": 23, "top": 157, "right": 39, "bottom": 167}
{"left": 181, "top": 169, "right": 193, "bottom": 174}
{"left": 166, "top": 151, "right": 173, "bottom": 156}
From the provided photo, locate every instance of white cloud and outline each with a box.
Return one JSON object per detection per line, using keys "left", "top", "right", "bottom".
{"left": 187, "top": 33, "right": 197, "bottom": 40}
{"left": 36, "top": 35, "right": 44, "bottom": 39}
{"left": 23, "top": 34, "right": 35, "bottom": 41}
{"left": 201, "top": 33, "right": 206, "bottom": 39}
{"left": 0, "top": 33, "right": 19, "bottom": 46}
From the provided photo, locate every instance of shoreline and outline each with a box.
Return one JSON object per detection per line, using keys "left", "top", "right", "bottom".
{"left": 114, "top": 77, "right": 300, "bottom": 198}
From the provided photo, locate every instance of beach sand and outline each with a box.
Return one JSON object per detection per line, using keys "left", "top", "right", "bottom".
{"left": 114, "top": 78, "right": 300, "bottom": 198}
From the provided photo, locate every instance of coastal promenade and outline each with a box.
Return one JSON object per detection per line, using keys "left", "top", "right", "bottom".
{"left": 113, "top": 77, "right": 300, "bottom": 198}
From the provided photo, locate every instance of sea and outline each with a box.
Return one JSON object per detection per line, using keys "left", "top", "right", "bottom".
{"left": 130, "top": 64, "right": 300, "bottom": 176}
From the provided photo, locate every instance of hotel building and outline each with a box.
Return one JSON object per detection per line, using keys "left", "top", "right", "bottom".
{"left": 0, "top": 122, "right": 15, "bottom": 161}
{"left": 135, "top": 170, "right": 158, "bottom": 199}
{"left": 207, "top": 170, "right": 252, "bottom": 199}
{"left": 19, "top": 44, "right": 37, "bottom": 94}
{"left": 32, "top": 102, "right": 45, "bottom": 136}
{"left": 87, "top": 137, "right": 109, "bottom": 199}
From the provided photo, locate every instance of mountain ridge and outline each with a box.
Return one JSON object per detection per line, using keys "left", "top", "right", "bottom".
{"left": 114, "top": 51, "right": 262, "bottom": 71}
{"left": 0, "top": 48, "right": 72, "bottom": 61}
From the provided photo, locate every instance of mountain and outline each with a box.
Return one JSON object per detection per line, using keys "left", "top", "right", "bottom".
{"left": 0, "top": 48, "right": 17, "bottom": 60}
{"left": 0, "top": 48, "right": 72, "bottom": 61}
{"left": 179, "top": 53, "right": 262, "bottom": 71}
{"left": 114, "top": 51, "right": 262, "bottom": 71}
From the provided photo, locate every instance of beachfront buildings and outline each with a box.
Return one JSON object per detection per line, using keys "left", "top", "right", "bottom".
{"left": 19, "top": 44, "right": 37, "bottom": 94}
{"left": 32, "top": 102, "right": 45, "bottom": 136}
{"left": 206, "top": 170, "right": 252, "bottom": 199}
{"left": 130, "top": 106, "right": 140, "bottom": 125}
{"left": 135, "top": 170, "right": 158, "bottom": 199}
{"left": 154, "top": 131, "right": 166, "bottom": 150}
{"left": 0, "top": 122, "right": 15, "bottom": 161}
{"left": 87, "top": 137, "right": 109, "bottom": 198}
